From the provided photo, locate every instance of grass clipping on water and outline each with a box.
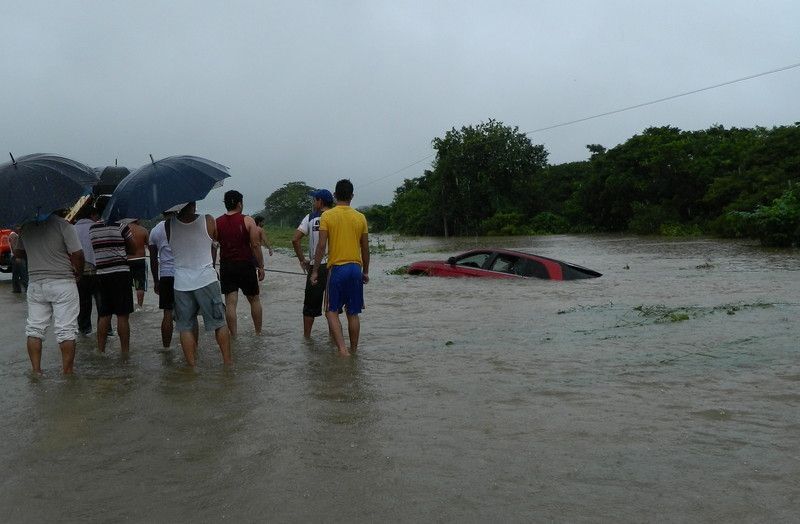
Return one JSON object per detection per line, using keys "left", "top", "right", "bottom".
{"left": 632, "top": 302, "right": 774, "bottom": 323}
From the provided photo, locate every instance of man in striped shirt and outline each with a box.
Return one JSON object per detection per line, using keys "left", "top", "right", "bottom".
{"left": 90, "top": 199, "right": 136, "bottom": 353}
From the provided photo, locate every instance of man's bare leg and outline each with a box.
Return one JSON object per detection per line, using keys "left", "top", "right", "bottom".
{"left": 117, "top": 315, "right": 130, "bottom": 352}
{"left": 245, "top": 294, "right": 262, "bottom": 334}
{"left": 325, "top": 310, "right": 349, "bottom": 356}
{"left": 27, "top": 336, "right": 43, "bottom": 374}
{"left": 59, "top": 340, "right": 76, "bottom": 374}
{"left": 346, "top": 313, "right": 360, "bottom": 353}
{"left": 136, "top": 290, "right": 145, "bottom": 308}
{"left": 225, "top": 292, "right": 239, "bottom": 338}
{"left": 215, "top": 326, "right": 232, "bottom": 365}
{"left": 179, "top": 330, "right": 197, "bottom": 366}
{"left": 97, "top": 315, "right": 112, "bottom": 353}
{"left": 161, "top": 310, "right": 174, "bottom": 348}
{"left": 303, "top": 316, "right": 315, "bottom": 337}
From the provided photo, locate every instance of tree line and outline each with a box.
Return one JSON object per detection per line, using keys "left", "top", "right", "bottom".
{"left": 363, "top": 119, "right": 800, "bottom": 247}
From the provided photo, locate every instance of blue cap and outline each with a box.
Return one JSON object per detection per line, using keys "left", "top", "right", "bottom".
{"left": 309, "top": 189, "right": 334, "bottom": 205}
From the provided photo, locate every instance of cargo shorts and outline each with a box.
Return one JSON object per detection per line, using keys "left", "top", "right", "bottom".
{"left": 173, "top": 281, "right": 227, "bottom": 333}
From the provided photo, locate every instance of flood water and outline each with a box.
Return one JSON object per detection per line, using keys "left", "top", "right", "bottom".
{"left": 1, "top": 235, "right": 798, "bottom": 522}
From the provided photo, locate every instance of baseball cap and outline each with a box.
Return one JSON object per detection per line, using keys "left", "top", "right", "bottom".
{"left": 309, "top": 189, "right": 334, "bottom": 205}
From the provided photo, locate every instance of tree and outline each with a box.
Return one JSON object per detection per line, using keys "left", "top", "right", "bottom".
{"left": 433, "top": 120, "right": 548, "bottom": 235}
{"left": 262, "top": 181, "right": 315, "bottom": 226}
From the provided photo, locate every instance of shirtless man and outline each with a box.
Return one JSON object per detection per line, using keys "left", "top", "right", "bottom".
{"left": 126, "top": 219, "right": 150, "bottom": 308}
{"left": 253, "top": 216, "right": 274, "bottom": 257}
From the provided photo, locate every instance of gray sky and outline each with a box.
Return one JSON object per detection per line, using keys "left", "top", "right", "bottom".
{"left": 3, "top": 1, "right": 799, "bottom": 214}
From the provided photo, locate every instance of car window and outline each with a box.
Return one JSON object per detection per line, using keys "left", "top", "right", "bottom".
{"left": 490, "top": 254, "right": 519, "bottom": 274}
{"left": 455, "top": 252, "right": 491, "bottom": 269}
{"left": 514, "top": 258, "right": 550, "bottom": 278}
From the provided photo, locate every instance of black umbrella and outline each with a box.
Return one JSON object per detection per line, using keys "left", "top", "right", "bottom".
{"left": 0, "top": 153, "right": 99, "bottom": 227}
{"left": 102, "top": 155, "right": 230, "bottom": 222}
{"left": 93, "top": 165, "right": 130, "bottom": 196}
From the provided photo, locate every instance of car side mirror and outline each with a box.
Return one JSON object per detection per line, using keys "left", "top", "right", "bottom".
{"left": 447, "top": 257, "right": 456, "bottom": 265}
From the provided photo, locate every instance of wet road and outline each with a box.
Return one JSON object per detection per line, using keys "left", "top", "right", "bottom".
{"left": 0, "top": 235, "right": 798, "bottom": 522}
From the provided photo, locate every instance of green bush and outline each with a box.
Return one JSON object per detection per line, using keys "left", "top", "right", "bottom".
{"left": 742, "top": 187, "right": 800, "bottom": 247}
{"left": 627, "top": 203, "right": 681, "bottom": 235}
{"left": 479, "top": 211, "right": 528, "bottom": 236}
{"left": 528, "top": 212, "right": 570, "bottom": 234}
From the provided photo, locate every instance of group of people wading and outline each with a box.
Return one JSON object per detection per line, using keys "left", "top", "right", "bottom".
{"left": 12, "top": 178, "right": 370, "bottom": 373}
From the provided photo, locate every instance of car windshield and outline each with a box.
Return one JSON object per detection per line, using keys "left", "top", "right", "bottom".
{"left": 455, "top": 252, "right": 491, "bottom": 269}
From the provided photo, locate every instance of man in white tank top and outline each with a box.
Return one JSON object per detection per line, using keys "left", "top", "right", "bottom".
{"left": 166, "top": 202, "right": 232, "bottom": 366}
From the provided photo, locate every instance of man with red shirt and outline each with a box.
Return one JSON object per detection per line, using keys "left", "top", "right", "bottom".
{"left": 216, "top": 190, "right": 265, "bottom": 337}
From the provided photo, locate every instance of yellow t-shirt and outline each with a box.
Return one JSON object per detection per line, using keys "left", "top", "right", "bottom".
{"left": 319, "top": 205, "right": 368, "bottom": 267}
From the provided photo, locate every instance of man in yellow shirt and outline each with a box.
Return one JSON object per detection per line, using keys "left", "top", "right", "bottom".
{"left": 311, "top": 179, "right": 369, "bottom": 357}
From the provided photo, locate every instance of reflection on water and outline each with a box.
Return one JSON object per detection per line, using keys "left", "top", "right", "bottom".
{"left": 0, "top": 235, "right": 799, "bottom": 521}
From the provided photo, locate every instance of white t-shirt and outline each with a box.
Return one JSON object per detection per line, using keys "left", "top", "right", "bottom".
{"left": 297, "top": 212, "right": 327, "bottom": 266}
{"left": 148, "top": 220, "right": 175, "bottom": 278}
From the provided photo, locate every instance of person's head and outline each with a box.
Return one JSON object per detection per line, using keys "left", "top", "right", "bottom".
{"left": 334, "top": 179, "right": 354, "bottom": 203}
{"left": 75, "top": 201, "right": 99, "bottom": 221}
{"left": 93, "top": 195, "right": 110, "bottom": 216}
{"left": 309, "top": 189, "right": 334, "bottom": 211}
{"left": 178, "top": 202, "right": 197, "bottom": 219}
{"left": 254, "top": 215, "right": 265, "bottom": 227}
{"left": 224, "top": 190, "right": 244, "bottom": 212}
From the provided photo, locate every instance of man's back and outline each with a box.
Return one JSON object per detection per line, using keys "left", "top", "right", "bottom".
{"left": 20, "top": 216, "right": 81, "bottom": 282}
{"left": 216, "top": 212, "right": 251, "bottom": 263}
{"left": 169, "top": 214, "right": 217, "bottom": 292}
{"left": 128, "top": 222, "right": 149, "bottom": 258}
{"left": 320, "top": 206, "right": 368, "bottom": 267}
{"left": 90, "top": 221, "right": 131, "bottom": 275}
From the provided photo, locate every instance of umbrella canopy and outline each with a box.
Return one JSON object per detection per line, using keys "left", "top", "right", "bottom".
{"left": 93, "top": 166, "right": 130, "bottom": 195}
{"left": 0, "top": 153, "right": 99, "bottom": 227}
{"left": 102, "top": 155, "right": 230, "bottom": 222}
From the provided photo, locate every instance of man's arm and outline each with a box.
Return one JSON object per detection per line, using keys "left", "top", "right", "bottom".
{"left": 291, "top": 229, "right": 308, "bottom": 272}
{"left": 360, "top": 232, "right": 370, "bottom": 284}
{"left": 69, "top": 249, "right": 85, "bottom": 279}
{"left": 310, "top": 230, "right": 328, "bottom": 284}
{"left": 122, "top": 225, "right": 137, "bottom": 257}
{"left": 245, "top": 215, "right": 265, "bottom": 281}
{"left": 148, "top": 244, "right": 160, "bottom": 293}
{"left": 206, "top": 215, "right": 218, "bottom": 266}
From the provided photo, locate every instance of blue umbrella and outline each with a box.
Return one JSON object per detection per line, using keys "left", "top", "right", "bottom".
{"left": 0, "top": 153, "right": 99, "bottom": 227}
{"left": 102, "top": 155, "right": 230, "bottom": 222}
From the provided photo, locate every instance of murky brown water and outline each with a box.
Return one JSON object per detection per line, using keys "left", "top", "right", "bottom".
{"left": 1, "top": 235, "right": 798, "bottom": 522}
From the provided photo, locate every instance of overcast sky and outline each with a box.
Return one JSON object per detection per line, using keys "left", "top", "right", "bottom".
{"left": 2, "top": 1, "right": 799, "bottom": 213}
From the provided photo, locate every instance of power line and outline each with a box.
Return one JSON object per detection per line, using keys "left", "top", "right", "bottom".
{"left": 362, "top": 61, "right": 800, "bottom": 188}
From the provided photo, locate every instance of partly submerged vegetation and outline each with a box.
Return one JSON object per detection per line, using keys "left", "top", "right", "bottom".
{"left": 362, "top": 120, "right": 800, "bottom": 247}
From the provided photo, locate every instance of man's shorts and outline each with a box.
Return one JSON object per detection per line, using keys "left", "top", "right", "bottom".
{"left": 25, "top": 278, "right": 79, "bottom": 343}
{"left": 173, "top": 281, "right": 226, "bottom": 333}
{"left": 303, "top": 264, "right": 328, "bottom": 317}
{"left": 220, "top": 260, "right": 259, "bottom": 296}
{"left": 128, "top": 259, "right": 147, "bottom": 291}
{"left": 158, "top": 276, "right": 175, "bottom": 310}
{"left": 96, "top": 271, "right": 134, "bottom": 317}
{"left": 326, "top": 263, "right": 364, "bottom": 315}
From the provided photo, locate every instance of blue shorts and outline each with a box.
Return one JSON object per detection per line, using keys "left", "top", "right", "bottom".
{"left": 327, "top": 263, "right": 364, "bottom": 315}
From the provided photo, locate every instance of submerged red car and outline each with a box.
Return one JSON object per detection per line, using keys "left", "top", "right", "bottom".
{"left": 407, "top": 248, "right": 601, "bottom": 281}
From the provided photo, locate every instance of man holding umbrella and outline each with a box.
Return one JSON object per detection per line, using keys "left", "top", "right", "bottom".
{"left": 2, "top": 153, "right": 99, "bottom": 373}
{"left": 15, "top": 210, "right": 85, "bottom": 374}
{"left": 167, "top": 202, "right": 232, "bottom": 366}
